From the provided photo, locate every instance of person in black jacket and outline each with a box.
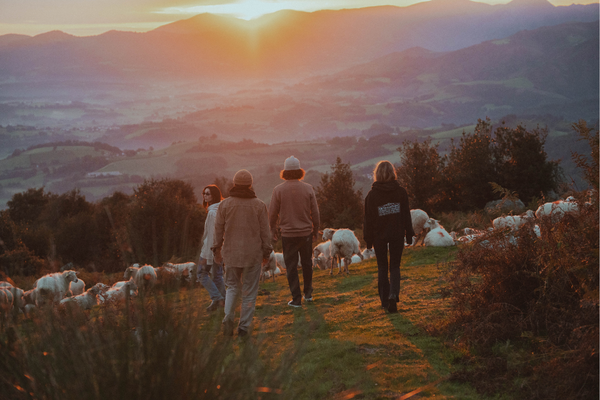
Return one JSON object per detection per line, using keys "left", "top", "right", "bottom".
{"left": 364, "top": 160, "right": 415, "bottom": 313}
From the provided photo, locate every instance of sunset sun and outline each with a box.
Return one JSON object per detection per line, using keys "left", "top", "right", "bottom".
{"left": 158, "top": 0, "right": 317, "bottom": 20}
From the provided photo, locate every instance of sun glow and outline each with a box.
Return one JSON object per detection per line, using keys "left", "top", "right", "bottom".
{"left": 157, "top": 0, "right": 327, "bottom": 20}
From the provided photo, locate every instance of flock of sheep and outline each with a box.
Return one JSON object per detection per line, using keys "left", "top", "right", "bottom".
{"left": 0, "top": 197, "right": 584, "bottom": 318}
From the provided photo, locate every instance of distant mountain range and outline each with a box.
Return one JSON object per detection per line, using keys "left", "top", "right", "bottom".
{"left": 294, "top": 21, "right": 599, "bottom": 125}
{"left": 0, "top": 0, "right": 597, "bottom": 83}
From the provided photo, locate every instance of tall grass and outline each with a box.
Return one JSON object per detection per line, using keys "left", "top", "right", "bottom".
{"left": 0, "top": 290, "right": 296, "bottom": 400}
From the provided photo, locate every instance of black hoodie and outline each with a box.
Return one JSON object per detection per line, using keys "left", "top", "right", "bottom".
{"left": 363, "top": 180, "right": 415, "bottom": 248}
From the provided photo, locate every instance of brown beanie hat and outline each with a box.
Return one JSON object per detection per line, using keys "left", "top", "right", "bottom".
{"left": 233, "top": 169, "right": 253, "bottom": 186}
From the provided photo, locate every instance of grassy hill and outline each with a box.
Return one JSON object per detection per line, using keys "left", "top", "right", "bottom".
{"left": 5, "top": 245, "right": 505, "bottom": 400}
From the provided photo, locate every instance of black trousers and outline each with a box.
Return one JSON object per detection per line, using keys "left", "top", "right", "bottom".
{"left": 373, "top": 238, "right": 404, "bottom": 306}
{"left": 282, "top": 235, "right": 313, "bottom": 303}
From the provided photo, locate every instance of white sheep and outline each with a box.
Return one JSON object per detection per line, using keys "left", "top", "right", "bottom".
{"left": 124, "top": 264, "right": 158, "bottom": 292}
{"left": 322, "top": 228, "right": 363, "bottom": 275}
{"left": 261, "top": 251, "right": 279, "bottom": 282}
{"left": 535, "top": 200, "right": 579, "bottom": 220}
{"left": 0, "top": 283, "right": 25, "bottom": 312}
{"left": 312, "top": 241, "right": 332, "bottom": 270}
{"left": 361, "top": 248, "right": 375, "bottom": 260}
{"left": 312, "top": 255, "right": 329, "bottom": 270}
{"left": 69, "top": 278, "right": 86, "bottom": 296}
{"left": 94, "top": 283, "right": 111, "bottom": 304}
{"left": 410, "top": 209, "right": 430, "bottom": 246}
{"left": 273, "top": 252, "right": 301, "bottom": 270}
{"left": 493, "top": 210, "right": 535, "bottom": 231}
{"left": 34, "top": 270, "right": 79, "bottom": 306}
{"left": 163, "top": 262, "right": 196, "bottom": 282}
{"left": 423, "top": 219, "right": 455, "bottom": 247}
{"left": 0, "top": 288, "right": 14, "bottom": 317}
{"left": 341, "top": 254, "right": 363, "bottom": 268}
{"left": 60, "top": 284, "right": 102, "bottom": 310}
{"left": 103, "top": 279, "right": 138, "bottom": 302}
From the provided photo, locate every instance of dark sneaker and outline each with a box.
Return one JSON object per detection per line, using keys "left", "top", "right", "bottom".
{"left": 223, "top": 320, "right": 234, "bottom": 336}
{"left": 387, "top": 301, "right": 398, "bottom": 314}
{"left": 288, "top": 300, "right": 302, "bottom": 308}
{"left": 238, "top": 328, "right": 248, "bottom": 337}
{"left": 303, "top": 295, "right": 314, "bottom": 302}
{"left": 206, "top": 300, "right": 219, "bottom": 312}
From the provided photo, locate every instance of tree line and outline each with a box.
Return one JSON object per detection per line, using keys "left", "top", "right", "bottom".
{"left": 0, "top": 120, "right": 595, "bottom": 277}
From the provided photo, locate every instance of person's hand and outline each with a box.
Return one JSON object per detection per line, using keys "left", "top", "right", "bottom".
{"left": 262, "top": 257, "right": 269, "bottom": 266}
{"left": 213, "top": 248, "right": 223, "bottom": 264}
{"left": 272, "top": 232, "right": 278, "bottom": 242}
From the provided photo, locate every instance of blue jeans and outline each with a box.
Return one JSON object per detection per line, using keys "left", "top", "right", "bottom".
{"left": 198, "top": 257, "right": 225, "bottom": 301}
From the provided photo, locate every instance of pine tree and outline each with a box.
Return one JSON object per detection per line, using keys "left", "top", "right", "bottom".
{"left": 315, "top": 157, "right": 363, "bottom": 230}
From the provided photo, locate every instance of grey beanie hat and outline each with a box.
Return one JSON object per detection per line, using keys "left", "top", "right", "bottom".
{"left": 284, "top": 156, "right": 300, "bottom": 171}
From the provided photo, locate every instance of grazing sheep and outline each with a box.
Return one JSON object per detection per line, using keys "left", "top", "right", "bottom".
{"left": 23, "top": 289, "right": 38, "bottom": 307}
{"left": 423, "top": 219, "right": 455, "bottom": 247}
{"left": 410, "top": 209, "right": 430, "bottom": 246}
{"left": 60, "top": 284, "right": 102, "bottom": 310}
{"left": 322, "top": 228, "right": 363, "bottom": 275}
{"left": 163, "top": 262, "right": 196, "bottom": 282}
{"left": 103, "top": 279, "right": 138, "bottom": 302}
{"left": 361, "top": 248, "right": 375, "bottom": 260}
{"left": 261, "top": 251, "right": 279, "bottom": 282}
{"left": 273, "top": 252, "right": 301, "bottom": 270}
{"left": 312, "top": 255, "right": 329, "bottom": 271}
{"left": 341, "top": 254, "right": 363, "bottom": 268}
{"left": 34, "top": 270, "right": 79, "bottom": 306}
{"left": 154, "top": 265, "right": 180, "bottom": 289}
{"left": 124, "top": 264, "right": 158, "bottom": 292}
{"left": 312, "top": 241, "right": 332, "bottom": 270}
{"left": 0, "top": 288, "right": 14, "bottom": 316}
{"left": 94, "top": 283, "right": 111, "bottom": 304}
{"left": 493, "top": 210, "right": 535, "bottom": 231}
{"left": 0, "top": 281, "right": 13, "bottom": 288}
{"left": 535, "top": 200, "right": 579, "bottom": 220}
{"left": 7, "top": 286, "right": 24, "bottom": 312}
{"left": 69, "top": 278, "right": 86, "bottom": 296}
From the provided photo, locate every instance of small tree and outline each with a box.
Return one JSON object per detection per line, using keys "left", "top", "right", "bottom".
{"left": 396, "top": 138, "right": 445, "bottom": 213}
{"left": 129, "top": 178, "right": 205, "bottom": 266}
{"left": 315, "top": 157, "right": 363, "bottom": 229}
{"left": 444, "top": 119, "right": 498, "bottom": 210}
{"left": 494, "top": 124, "right": 562, "bottom": 203}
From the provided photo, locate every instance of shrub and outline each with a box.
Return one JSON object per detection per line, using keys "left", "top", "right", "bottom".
{"left": 445, "top": 200, "right": 598, "bottom": 399}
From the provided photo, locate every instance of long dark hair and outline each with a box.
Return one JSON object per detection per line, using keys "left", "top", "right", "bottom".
{"left": 202, "top": 185, "right": 223, "bottom": 210}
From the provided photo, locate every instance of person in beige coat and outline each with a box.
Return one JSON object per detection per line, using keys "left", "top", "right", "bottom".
{"left": 212, "top": 169, "right": 272, "bottom": 337}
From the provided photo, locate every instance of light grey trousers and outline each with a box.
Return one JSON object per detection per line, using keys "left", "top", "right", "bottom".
{"left": 223, "top": 263, "right": 261, "bottom": 332}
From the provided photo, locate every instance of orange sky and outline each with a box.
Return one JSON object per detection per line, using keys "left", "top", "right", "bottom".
{"left": 0, "top": 0, "right": 598, "bottom": 36}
